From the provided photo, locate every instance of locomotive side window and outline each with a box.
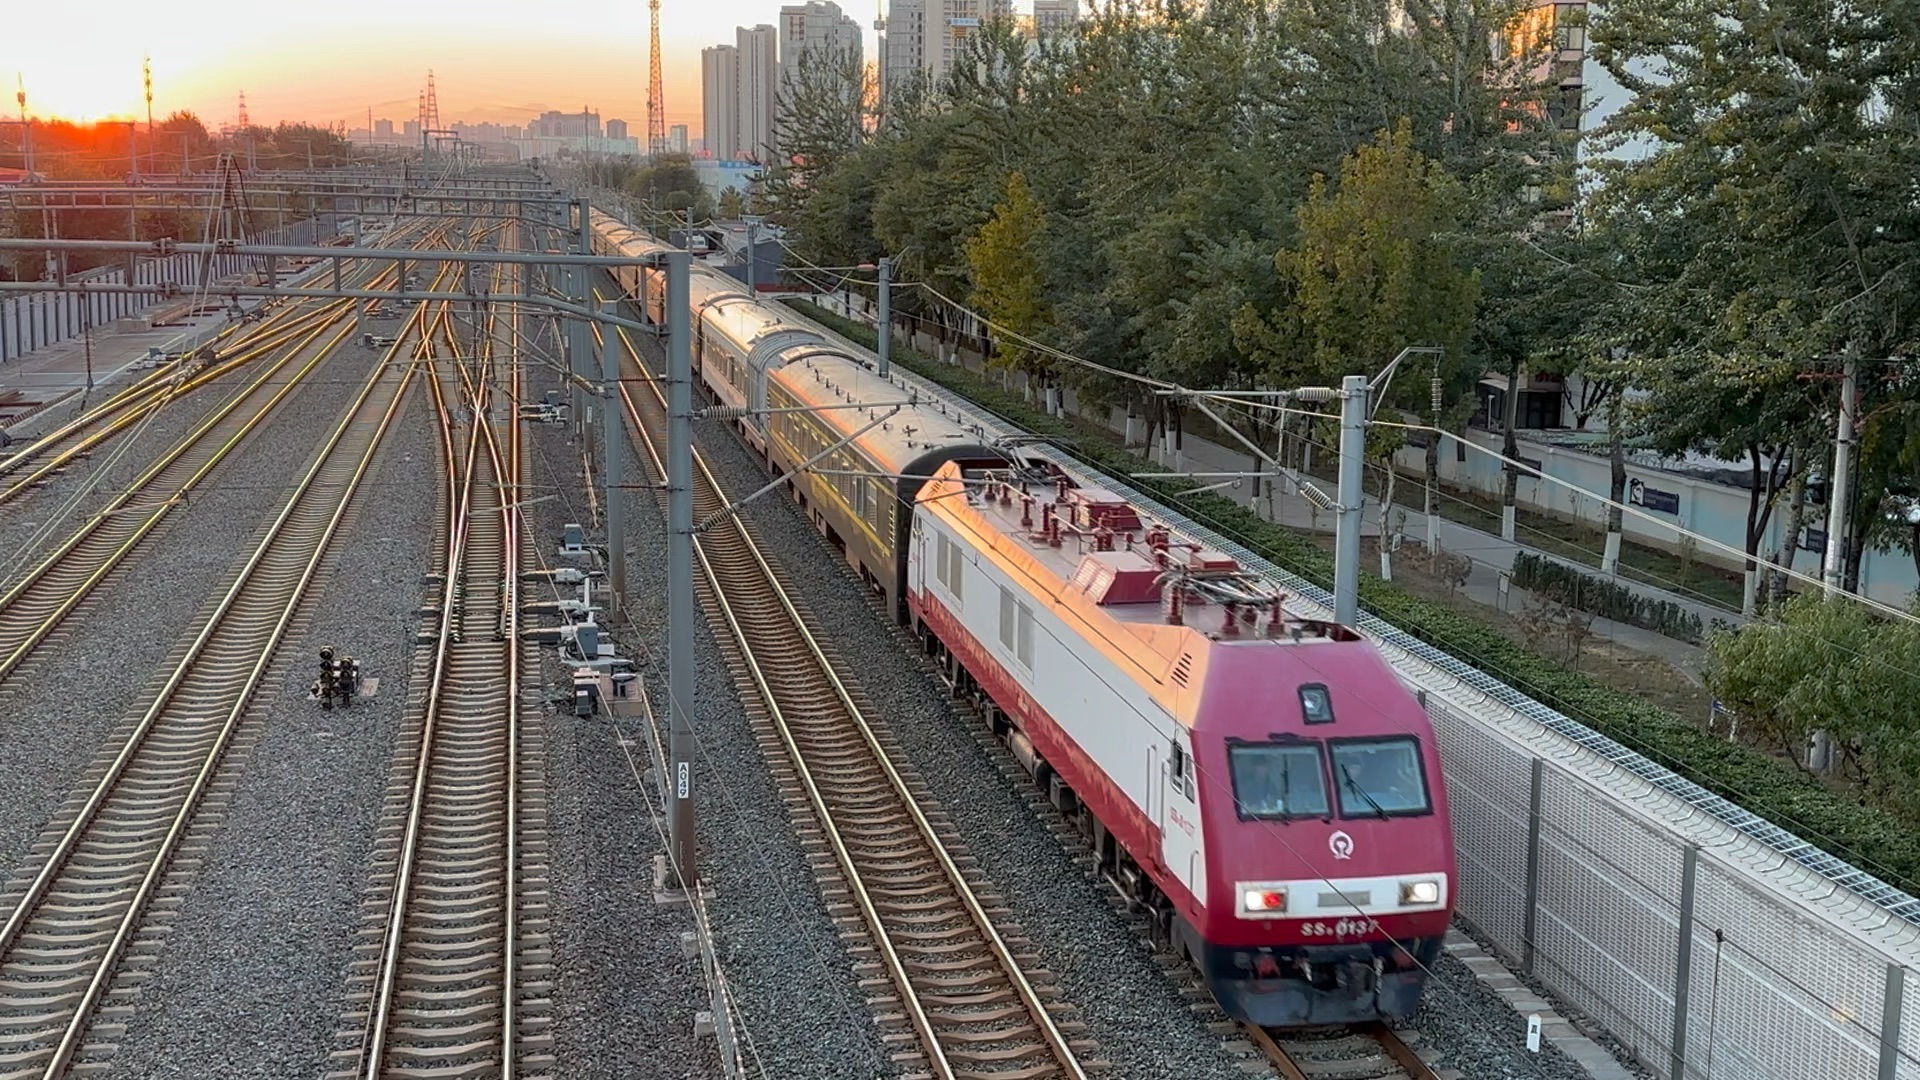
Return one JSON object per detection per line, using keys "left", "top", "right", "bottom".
{"left": 1329, "top": 738, "right": 1431, "bottom": 818}
{"left": 1299, "top": 684, "right": 1334, "bottom": 725}
{"left": 1227, "top": 742, "right": 1329, "bottom": 819}
{"left": 1169, "top": 742, "right": 1195, "bottom": 800}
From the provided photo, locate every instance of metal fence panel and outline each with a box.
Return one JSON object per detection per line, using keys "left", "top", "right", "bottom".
{"left": 1437, "top": 717, "right": 1532, "bottom": 949}
{"left": 1531, "top": 774, "right": 1682, "bottom": 1067}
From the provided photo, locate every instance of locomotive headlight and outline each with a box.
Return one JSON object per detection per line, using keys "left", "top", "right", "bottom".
{"left": 1399, "top": 879, "right": 1441, "bottom": 906}
{"left": 1242, "top": 888, "right": 1287, "bottom": 913}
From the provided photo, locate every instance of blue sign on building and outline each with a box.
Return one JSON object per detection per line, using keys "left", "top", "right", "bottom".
{"left": 1628, "top": 478, "right": 1681, "bottom": 515}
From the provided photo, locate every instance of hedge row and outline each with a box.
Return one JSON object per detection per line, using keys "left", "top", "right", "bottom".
{"left": 788, "top": 300, "right": 1920, "bottom": 894}
{"left": 1510, "top": 551, "right": 1707, "bottom": 644}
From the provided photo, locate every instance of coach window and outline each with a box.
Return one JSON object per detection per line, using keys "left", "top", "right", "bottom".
{"left": 1015, "top": 602, "right": 1034, "bottom": 669}
{"left": 1226, "top": 741, "right": 1329, "bottom": 819}
{"left": 1329, "top": 738, "right": 1431, "bottom": 818}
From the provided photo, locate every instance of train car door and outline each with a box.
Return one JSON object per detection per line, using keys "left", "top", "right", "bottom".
{"left": 1159, "top": 731, "right": 1206, "bottom": 904}
{"left": 909, "top": 513, "right": 928, "bottom": 597}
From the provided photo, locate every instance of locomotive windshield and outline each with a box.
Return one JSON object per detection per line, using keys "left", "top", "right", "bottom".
{"left": 1227, "top": 742, "right": 1330, "bottom": 819}
{"left": 1329, "top": 738, "right": 1431, "bottom": 817}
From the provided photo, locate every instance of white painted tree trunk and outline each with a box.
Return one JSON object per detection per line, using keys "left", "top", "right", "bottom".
{"left": 1601, "top": 531, "right": 1621, "bottom": 575}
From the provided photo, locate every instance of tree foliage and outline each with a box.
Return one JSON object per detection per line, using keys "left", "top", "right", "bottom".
{"left": 1708, "top": 595, "right": 1920, "bottom": 818}
{"left": 964, "top": 172, "right": 1052, "bottom": 372}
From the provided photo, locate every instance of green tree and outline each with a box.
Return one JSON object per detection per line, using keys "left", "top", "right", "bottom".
{"left": 717, "top": 186, "right": 746, "bottom": 220}
{"left": 1591, "top": 0, "right": 1920, "bottom": 594}
{"left": 1239, "top": 122, "right": 1480, "bottom": 521}
{"left": 964, "top": 171, "right": 1052, "bottom": 379}
{"left": 1277, "top": 122, "right": 1479, "bottom": 386}
{"left": 1708, "top": 595, "right": 1920, "bottom": 817}
{"left": 622, "top": 154, "right": 716, "bottom": 223}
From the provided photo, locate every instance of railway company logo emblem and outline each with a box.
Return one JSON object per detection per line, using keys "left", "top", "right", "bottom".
{"left": 1328, "top": 831, "right": 1354, "bottom": 860}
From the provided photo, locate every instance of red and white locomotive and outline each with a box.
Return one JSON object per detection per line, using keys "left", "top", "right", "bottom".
{"left": 590, "top": 211, "right": 1457, "bottom": 1025}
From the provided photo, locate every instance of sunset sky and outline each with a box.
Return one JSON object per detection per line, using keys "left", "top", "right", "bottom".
{"left": 4, "top": 0, "right": 891, "bottom": 135}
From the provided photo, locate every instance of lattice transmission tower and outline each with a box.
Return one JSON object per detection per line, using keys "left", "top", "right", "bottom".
{"left": 647, "top": 0, "right": 667, "bottom": 157}
{"left": 424, "top": 70, "right": 442, "bottom": 135}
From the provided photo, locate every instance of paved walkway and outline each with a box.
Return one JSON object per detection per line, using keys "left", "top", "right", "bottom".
{"left": 0, "top": 306, "right": 243, "bottom": 433}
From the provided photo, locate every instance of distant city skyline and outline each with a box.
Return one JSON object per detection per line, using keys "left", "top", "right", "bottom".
{"left": 5, "top": 0, "right": 1063, "bottom": 138}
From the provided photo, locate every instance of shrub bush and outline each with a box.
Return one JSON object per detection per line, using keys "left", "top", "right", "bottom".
{"left": 1510, "top": 551, "right": 1706, "bottom": 643}
{"left": 786, "top": 300, "right": 1920, "bottom": 894}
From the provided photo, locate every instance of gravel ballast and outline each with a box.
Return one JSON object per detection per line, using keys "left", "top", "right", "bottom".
{"left": 517, "top": 352, "right": 889, "bottom": 1080}
{"left": 87, "top": 356, "right": 439, "bottom": 1080}
{"left": 0, "top": 304, "right": 353, "bottom": 568}
{"left": 0, "top": 343, "right": 401, "bottom": 883}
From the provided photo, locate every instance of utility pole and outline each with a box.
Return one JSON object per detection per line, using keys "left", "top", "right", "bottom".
{"left": 665, "top": 249, "right": 696, "bottom": 890}
{"left": 1333, "top": 374, "right": 1370, "bottom": 627}
{"left": 14, "top": 76, "right": 30, "bottom": 180}
{"left": 601, "top": 297, "right": 626, "bottom": 619}
{"left": 744, "top": 219, "right": 757, "bottom": 293}
{"left": 1822, "top": 354, "right": 1859, "bottom": 596}
{"left": 144, "top": 56, "right": 155, "bottom": 176}
{"left": 876, "top": 255, "right": 891, "bottom": 379}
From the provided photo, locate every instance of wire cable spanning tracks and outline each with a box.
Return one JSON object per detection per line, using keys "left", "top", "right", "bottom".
{"left": 0, "top": 338, "right": 417, "bottom": 1080}
{"left": 0, "top": 217, "right": 434, "bottom": 503}
{"left": 0, "top": 315, "right": 360, "bottom": 685}
{"left": 334, "top": 274, "right": 551, "bottom": 1080}
{"left": 0, "top": 234, "right": 454, "bottom": 687}
{"left": 605, "top": 320, "right": 1098, "bottom": 1080}
{"left": 1246, "top": 1023, "right": 1448, "bottom": 1080}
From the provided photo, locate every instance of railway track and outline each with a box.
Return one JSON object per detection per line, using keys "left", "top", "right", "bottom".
{"left": 0, "top": 218, "right": 432, "bottom": 502}
{"left": 0, "top": 303, "right": 343, "bottom": 502}
{"left": 333, "top": 256, "right": 552, "bottom": 1079}
{"left": 604, "top": 319, "right": 1101, "bottom": 1080}
{"left": 0, "top": 314, "right": 368, "bottom": 685}
{"left": 0, "top": 237, "right": 461, "bottom": 688}
{"left": 1246, "top": 1022, "right": 1449, "bottom": 1080}
{"left": 0, "top": 328, "right": 419, "bottom": 1080}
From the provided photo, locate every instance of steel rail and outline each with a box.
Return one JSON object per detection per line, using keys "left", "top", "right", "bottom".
{"left": 1243, "top": 1023, "right": 1443, "bottom": 1080}
{"left": 603, "top": 315, "right": 1090, "bottom": 1080}
{"left": 0, "top": 225, "right": 469, "bottom": 683}
{"left": 0, "top": 216, "right": 443, "bottom": 496}
{"left": 355, "top": 256, "right": 526, "bottom": 1080}
{"left": 0, "top": 315, "right": 425, "bottom": 1080}
{"left": 0, "top": 313, "right": 358, "bottom": 682}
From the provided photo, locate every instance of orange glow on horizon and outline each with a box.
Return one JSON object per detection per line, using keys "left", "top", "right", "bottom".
{"left": 2, "top": 0, "right": 855, "bottom": 134}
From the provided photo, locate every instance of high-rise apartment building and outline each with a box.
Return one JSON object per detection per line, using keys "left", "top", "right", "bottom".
{"left": 736, "top": 24, "right": 779, "bottom": 163}
{"left": 606, "top": 118, "right": 629, "bottom": 140}
{"left": 703, "top": 44, "right": 740, "bottom": 159}
{"left": 531, "top": 109, "right": 601, "bottom": 138}
{"left": 779, "top": 1, "right": 863, "bottom": 94}
{"left": 669, "top": 124, "right": 690, "bottom": 153}
{"left": 1031, "top": 0, "right": 1077, "bottom": 34}
{"left": 881, "top": 0, "right": 1010, "bottom": 97}
{"left": 374, "top": 117, "right": 395, "bottom": 138}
